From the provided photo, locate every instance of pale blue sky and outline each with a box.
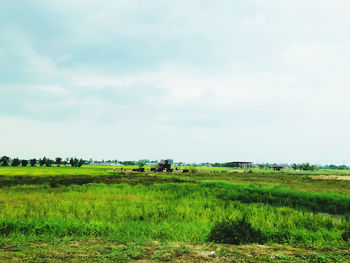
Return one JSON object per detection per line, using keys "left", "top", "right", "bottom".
{"left": 1, "top": 0, "right": 350, "bottom": 164}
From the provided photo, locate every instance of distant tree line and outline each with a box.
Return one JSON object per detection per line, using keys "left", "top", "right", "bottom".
{"left": 291, "top": 163, "right": 317, "bottom": 171}
{"left": 93, "top": 159, "right": 119, "bottom": 163}
{"left": 321, "top": 164, "right": 349, "bottom": 170}
{"left": 212, "top": 162, "right": 320, "bottom": 171}
{"left": 92, "top": 159, "right": 158, "bottom": 165}
{"left": 258, "top": 163, "right": 272, "bottom": 169}
{"left": 212, "top": 163, "right": 227, "bottom": 167}
{"left": 0, "top": 156, "right": 86, "bottom": 167}
{"left": 119, "top": 161, "right": 137, "bottom": 165}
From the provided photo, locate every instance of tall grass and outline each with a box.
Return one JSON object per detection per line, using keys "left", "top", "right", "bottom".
{"left": 205, "top": 181, "right": 350, "bottom": 214}
{"left": 3, "top": 166, "right": 350, "bottom": 195}
{"left": 0, "top": 182, "right": 348, "bottom": 246}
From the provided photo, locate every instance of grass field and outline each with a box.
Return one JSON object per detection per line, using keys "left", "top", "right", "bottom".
{"left": 0, "top": 166, "right": 350, "bottom": 262}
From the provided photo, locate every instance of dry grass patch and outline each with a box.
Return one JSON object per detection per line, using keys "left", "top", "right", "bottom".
{"left": 0, "top": 241, "right": 349, "bottom": 262}
{"left": 311, "top": 175, "right": 350, "bottom": 181}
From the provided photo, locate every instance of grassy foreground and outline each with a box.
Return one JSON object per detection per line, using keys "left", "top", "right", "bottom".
{"left": 0, "top": 166, "right": 350, "bottom": 262}
{"left": 1, "top": 240, "right": 350, "bottom": 262}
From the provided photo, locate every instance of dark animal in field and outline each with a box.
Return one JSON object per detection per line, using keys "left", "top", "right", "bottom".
{"left": 150, "top": 168, "right": 156, "bottom": 172}
{"left": 272, "top": 166, "right": 284, "bottom": 171}
{"left": 131, "top": 168, "right": 145, "bottom": 172}
{"left": 182, "top": 169, "right": 189, "bottom": 173}
{"left": 156, "top": 160, "right": 172, "bottom": 172}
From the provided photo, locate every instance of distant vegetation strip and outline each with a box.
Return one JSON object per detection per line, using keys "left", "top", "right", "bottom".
{"left": 0, "top": 174, "right": 190, "bottom": 187}
{"left": 2, "top": 155, "right": 350, "bottom": 172}
{"left": 204, "top": 181, "right": 350, "bottom": 215}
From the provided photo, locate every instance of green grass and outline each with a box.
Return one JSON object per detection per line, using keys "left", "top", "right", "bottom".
{"left": 2, "top": 165, "right": 350, "bottom": 194}
{"left": 0, "top": 166, "right": 115, "bottom": 176}
{"left": 0, "top": 166, "right": 349, "bottom": 261}
{"left": 206, "top": 181, "right": 350, "bottom": 214}
{"left": 183, "top": 171, "right": 350, "bottom": 195}
{"left": 0, "top": 182, "right": 349, "bottom": 246}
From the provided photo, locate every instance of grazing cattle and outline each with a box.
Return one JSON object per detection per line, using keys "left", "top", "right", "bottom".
{"left": 183, "top": 169, "right": 189, "bottom": 173}
{"left": 150, "top": 168, "right": 156, "bottom": 172}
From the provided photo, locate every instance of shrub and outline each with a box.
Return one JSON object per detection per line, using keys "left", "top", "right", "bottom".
{"left": 0, "top": 240, "right": 5, "bottom": 248}
{"left": 342, "top": 229, "right": 350, "bottom": 242}
{"left": 208, "top": 217, "right": 267, "bottom": 244}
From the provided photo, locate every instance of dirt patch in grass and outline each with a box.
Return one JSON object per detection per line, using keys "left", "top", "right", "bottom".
{"left": 311, "top": 175, "right": 350, "bottom": 181}
{"left": 0, "top": 240, "right": 349, "bottom": 262}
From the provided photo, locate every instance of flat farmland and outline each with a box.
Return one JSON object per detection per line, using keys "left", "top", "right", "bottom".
{"left": 0, "top": 166, "right": 349, "bottom": 262}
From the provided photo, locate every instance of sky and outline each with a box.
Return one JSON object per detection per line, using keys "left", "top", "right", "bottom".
{"left": 1, "top": 0, "right": 350, "bottom": 164}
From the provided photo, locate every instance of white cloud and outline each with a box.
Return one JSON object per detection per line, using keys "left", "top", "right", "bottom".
{"left": 1, "top": 0, "right": 350, "bottom": 163}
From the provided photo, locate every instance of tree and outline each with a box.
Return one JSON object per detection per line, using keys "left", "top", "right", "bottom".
{"left": 77, "top": 159, "right": 84, "bottom": 167}
{"left": 55, "top": 157, "right": 62, "bottom": 167}
{"left": 21, "top": 160, "right": 29, "bottom": 167}
{"left": 301, "top": 163, "right": 310, "bottom": 171}
{"left": 0, "top": 156, "right": 10, "bottom": 166}
{"left": 69, "top": 157, "right": 84, "bottom": 167}
{"left": 45, "top": 158, "right": 53, "bottom": 167}
{"left": 30, "top": 159, "right": 37, "bottom": 167}
{"left": 39, "top": 157, "right": 46, "bottom": 167}
{"left": 293, "top": 163, "right": 316, "bottom": 171}
{"left": 137, "top": 160, "right": 146, "bottom": 168}
{"left": 309, "top": 164, "right": 316, "bottom": 171}
{"left": 11, "top": 158, "right": 20, "bottom": 167}
{"left": 69, "top": 158, "right": 76, "bottom": 167}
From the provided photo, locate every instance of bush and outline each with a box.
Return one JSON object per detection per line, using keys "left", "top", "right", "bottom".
{"left": 0, "top": 240, "right": 5, "bottom": 248}
{"left": 208, "top": 217, "right": 267, "bottom": 244}
{"left": 342, "top": 229, "right": 350, "bottom": 242}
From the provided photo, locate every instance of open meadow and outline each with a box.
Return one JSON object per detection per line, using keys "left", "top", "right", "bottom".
{"left": 0, "top": 166, "right": 350, "bottom": 262}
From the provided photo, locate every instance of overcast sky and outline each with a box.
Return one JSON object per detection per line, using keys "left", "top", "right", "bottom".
{"left": 1, "top": 1, "right": 350, "bottom": 164}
